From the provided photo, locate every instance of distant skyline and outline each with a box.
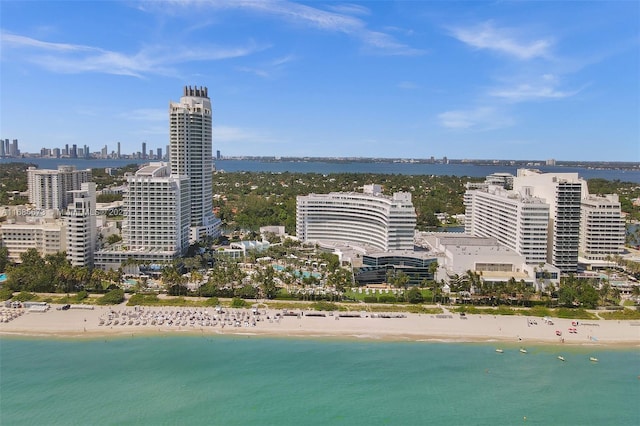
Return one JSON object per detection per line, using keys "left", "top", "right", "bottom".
{"left": 1, "top": 1, "right": 638, "bottom": 161}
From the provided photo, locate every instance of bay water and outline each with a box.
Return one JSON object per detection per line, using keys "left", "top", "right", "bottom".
{"left": 1, "top": 336, "right": 638, "bottom": 425}
{"left": 2, "top": 158, "right": 639, "bottom": 183}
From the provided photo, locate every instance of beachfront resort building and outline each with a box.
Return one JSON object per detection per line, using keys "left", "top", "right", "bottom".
{"left": 95, "top": 163, "right": 191, "bottom": 270}
{"left": 0, "top": 212, "right": 66, "bottom": 263}
{"left": 513, "top": 169, "right": 584, "bottom": 273}
{"left": 579, "top": 194, "right": 625, "bottom": 264}
{"left": 27, "top": 165, "right": 92, "bottom": 210}
{"left": 1, "top": 183, "right": 98, "bottom": 267}
{"left": 465, "top": 169, "right": 624, "bottom": 274}
{"left": 169, "top": 86, "right": 221, "bottom": 242}
{"left": 421, "top": 233, "right": 560, "bottom": 290}
{"left": 464, "top": 184, "right": 549, "bottom": 266}
{"left": 296, "top": 184, "right": 417, "bottom": 252}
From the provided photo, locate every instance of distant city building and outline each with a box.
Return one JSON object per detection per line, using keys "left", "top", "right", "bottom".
{"left": 296, "top": 184, "right": 416, "bottom": 252}
{"left": 169, "top": 85, "right": 221, "bottom": 242}
{"left": 142, "top": 142, "right": 147, "bottom": 159}
{"left": 27, "top": 166, "right": 92, "bottom": 210}
{"left": 0, "top": 139, "right": 21, "bottom": 157}
{"left": 10, "top": 139, "right": 19, "bottom": 157}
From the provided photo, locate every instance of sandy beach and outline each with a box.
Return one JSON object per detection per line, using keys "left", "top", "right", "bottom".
{"left": 1, "top": 304, "right": 639, "bottom": 346}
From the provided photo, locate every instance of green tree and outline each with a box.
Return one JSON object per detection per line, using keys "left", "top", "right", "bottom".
{"left": 0, "top": 246, "right": 9, "bottom": 272}
{"left": 407, "top": 287, "right": 424, "bottom": 304}
{"left": 256, "top": 266, "right": 278, "bottom": 299}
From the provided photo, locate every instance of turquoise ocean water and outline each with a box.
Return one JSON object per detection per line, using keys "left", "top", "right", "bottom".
{"left": 1, "top": 336, "right": 638, "bottom": 426}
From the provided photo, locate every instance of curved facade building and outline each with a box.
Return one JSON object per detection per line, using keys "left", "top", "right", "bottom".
{"left": 296, "top": 184, "right": 416, "bottom": 252}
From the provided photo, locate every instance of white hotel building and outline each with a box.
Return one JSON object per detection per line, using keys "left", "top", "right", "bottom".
{"left": 0, "top": 216, "right": 66, "bottom": 263}
{"left": 465, "top": 169, "right": 624, "bottom": 274}
{"left": 579, "top": 194, "right": 625, "bottom": 263}
{"left": 296, "top": 184, "right": 416, "bottom": 252}
{"left": 464, "top": 185, "right": 549, "bottom": 266}
{"left": 95, "top": 163, "right": 191, "bottom": 269}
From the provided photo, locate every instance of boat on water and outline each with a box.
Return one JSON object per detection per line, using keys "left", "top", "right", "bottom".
{"left": 519, "top": 348, "right": 527, "bottom": 354}
{"left": 590, "top": 357, "right": 599, "bottom": 362}
{"left": 558, "top": 356, "right": 565, "bottom": 361}
{"left": 495, "top": 349, "right": 504, "bottom": 353}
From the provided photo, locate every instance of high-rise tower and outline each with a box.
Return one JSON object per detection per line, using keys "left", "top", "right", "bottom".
{"left": 169, "top": 86, "right": 220, "bottom": 242}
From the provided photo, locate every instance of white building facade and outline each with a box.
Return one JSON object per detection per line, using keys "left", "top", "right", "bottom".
{"left": 579, "top": 194, "right": 625, "bottom": 262}
{"left": 65, "top": 182, "right": 97, "bottom": 267}
{"left": 123, "top": 163, "right": 191, "bottom": 254}
{"left": 95, "top": 163, "right": 191, "bottom": 270}
{"left": 513, "top": 170, "right": 584, "bottom": 273}
{"left": 27, "top": 166, "right": 92, "bottom": 210}
{"left": 0, "top": 218, "right": 66, "bottom": 263}
{"left": 296, "top": 184, "right": 416, "bottom": 252}
{"left": 464, "top": 185, "right": 549, "bottom": 265}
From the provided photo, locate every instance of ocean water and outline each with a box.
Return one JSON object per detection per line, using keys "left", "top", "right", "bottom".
{"left": 1, "top": 336, "right": 638, "bottom": 426}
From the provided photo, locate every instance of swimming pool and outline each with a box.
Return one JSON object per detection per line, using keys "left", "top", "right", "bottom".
{"left": 0, "top": 273, "right": 6, "bottom": 282}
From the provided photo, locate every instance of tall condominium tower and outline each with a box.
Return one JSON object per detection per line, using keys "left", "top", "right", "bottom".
{"left": 27, "top": 166, "right": 92, "bottom": 210}
{"left": 66, "top": 182, "right": 97, "bottom": 267}
{"left": 169, "top": 85, "right": 220, "bottom": 242}
{"left": 513, "top": 170, "right": 584, "bottom": 273}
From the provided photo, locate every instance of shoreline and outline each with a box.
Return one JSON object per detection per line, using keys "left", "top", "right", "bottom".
{"left": 2, "top": 304, "right": 639, "bottom": 347}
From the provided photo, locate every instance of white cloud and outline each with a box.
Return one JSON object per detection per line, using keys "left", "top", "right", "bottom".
{"left": 449, "top": 21, "right": 552, "bottom": 60}
{"left": 237, "top": 54, "right": 296, "bottom": 78}
{"left": 1, "top": 32, "right": 97, "bottom": 52}
{"left": 489, "top": 84, "right": 581, "bottom": 101}
{"left": 488, "top": 74, "right": 585, "bottom": 102}
{"left": 0, "top": 32, "right": 262, "bottom": 77}
{"left": 146, "top": 0, "right": 423, "bottom": 56}
{"left": 326, "top": 3, "right": 371, "bottom": 16}
{"left": 438, "top": 107, "right": 513, "bottom": 130}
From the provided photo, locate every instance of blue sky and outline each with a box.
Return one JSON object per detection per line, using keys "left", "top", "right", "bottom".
{"left": 1, "top": 1, "right": 638, "bottom": 161}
